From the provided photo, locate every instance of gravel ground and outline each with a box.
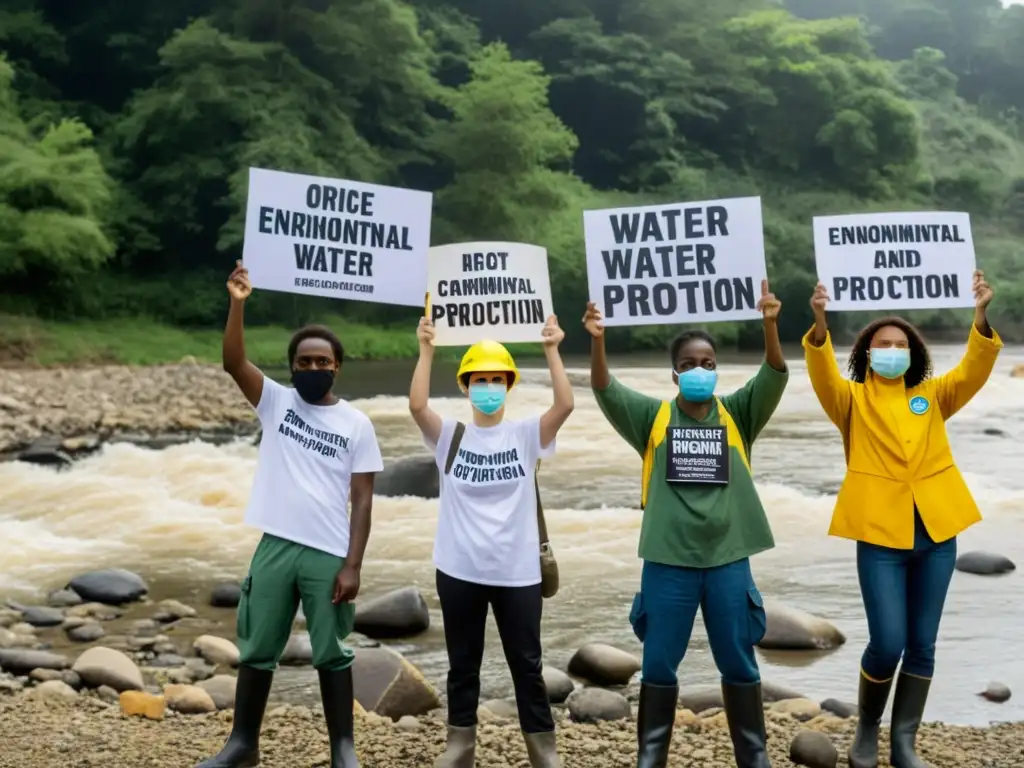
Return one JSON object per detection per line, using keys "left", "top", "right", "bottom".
{"left": 1, "top": 692, "right": 1022, "bottom": 768}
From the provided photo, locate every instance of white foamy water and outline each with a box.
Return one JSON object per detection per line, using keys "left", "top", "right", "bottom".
{"left": 2, "top": 343, "right": 1024, "bottom": 725}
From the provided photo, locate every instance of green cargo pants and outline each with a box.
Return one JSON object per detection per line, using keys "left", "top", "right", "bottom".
{"left": 237, "top": 534, "right": 356, "bottom": 671}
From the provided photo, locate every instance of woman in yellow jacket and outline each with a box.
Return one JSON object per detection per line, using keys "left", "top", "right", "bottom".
{"left": 802, "top": 270, "right": 1000, "bottom": 768}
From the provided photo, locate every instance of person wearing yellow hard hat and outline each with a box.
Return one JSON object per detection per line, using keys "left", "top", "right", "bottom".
{"left": 409, "top": 314, "right": 574, "bottom": 768}
{"left": 584, "top": 280, "right": 788, "bottom": 768}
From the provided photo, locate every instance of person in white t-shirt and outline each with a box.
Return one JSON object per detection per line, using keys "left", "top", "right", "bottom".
{"left": 197, "top": 261, "right": 383, "bottom": 768}
{"left": 409, "top": 315, "right": 574, "bottom": 768}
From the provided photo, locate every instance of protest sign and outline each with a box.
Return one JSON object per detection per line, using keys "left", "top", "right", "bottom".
{"left": 582, "top": 196, "right": 767, "bottom": 326}
{"left": 241, "top": 167, "right": 432, "bottom": 307}
{"left": 427, "top": 242, "right": 553, "bottom": 346}
{"left": 812, "top": 211, "right": 976, "bottom": 311}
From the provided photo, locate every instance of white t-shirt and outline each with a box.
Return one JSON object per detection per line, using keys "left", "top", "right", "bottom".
{"left": 244, "top": 377, "right": 384, "bottom": 558}
{"left": 427, "top": 416, "right": 555, "bottom": 587}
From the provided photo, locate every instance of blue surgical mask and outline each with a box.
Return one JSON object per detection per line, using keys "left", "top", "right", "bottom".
{"left": 869, "top": 347, "right": 911, "bottom": 379}
{"left": 469, "top": 382, "right": 506, "bottom": 415}
{"left": 676, "top": 367, "right": 718, "bottom": 403}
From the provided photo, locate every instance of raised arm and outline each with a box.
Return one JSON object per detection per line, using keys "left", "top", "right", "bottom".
{"left": 539, "top": 315, "right": 574, "bottom": 448}
{"left": 934, "top": 270, "right": 1002, "bottom": 419}
{"left": 720, "top": 280, "right": 789, "bottom": 442}
{"left": 409, "top": 316, "right": 443, "bottom": 446}
{"left": 583, "top": 301, "right": 610, "bottom": 390}
{"left": 801, "top": 282, "right": 853, "bottom": 429}
{"left": 222, "top": 261, "right": 265, "bottom": 408}
{"left": 583, "top": 301, "right": 659, "bottom": 453}
{"left": 757, "top": 279, "right": 786, "bottom": 374}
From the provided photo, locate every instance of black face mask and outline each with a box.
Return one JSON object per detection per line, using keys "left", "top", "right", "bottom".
{"left": 291, "top": 369, "right": 335, "bottom": 403}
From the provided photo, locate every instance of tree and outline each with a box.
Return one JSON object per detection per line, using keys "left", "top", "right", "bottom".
{"left": 0, "top": 56, "right": 114, "bottom": 285}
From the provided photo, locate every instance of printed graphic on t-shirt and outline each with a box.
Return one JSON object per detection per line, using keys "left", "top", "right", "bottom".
{"left": 665, "top": 425, "right": 729, "bottom": 484}
{"left": 276, "top": 407, "right": 351, "bottom": 458}
{"left": 451, "top": 447, "right": 526, "bottom": 483}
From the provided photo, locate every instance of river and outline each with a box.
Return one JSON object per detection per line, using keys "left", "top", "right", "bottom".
{"left": 1, "top": 342, "right": 1023, "bottom": 726}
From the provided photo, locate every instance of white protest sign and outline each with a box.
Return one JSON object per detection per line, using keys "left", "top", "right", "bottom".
{"left": 583, "top": 196, "right": 767, "bottom": 326}
{"left": 241, "top": 167, "right": 432, "bottom": 307}
{"left": 427, "top": 242, "right": 553, "bottom": 346}
{"left": 813, "top": 211, "right": 976, "bottom": 311}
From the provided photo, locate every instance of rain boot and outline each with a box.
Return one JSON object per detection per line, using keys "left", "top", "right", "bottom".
{"left": 523, "top": 730, "right": 561, "bottom": 767}
{"left": 721, "top": 681, "right": 771, "bottom": 768}
{"left": 848, "top": 672, "right": 894, "bottom": 768}
{"left": 636, "top": 682, "right": 678, "bottom": 768}
{"left": 434, "top": 724, "right": 476, "bottom": 767}
{"left": 196, "top": 666, "right": 274, "bottom": 767}
{"left": 889, "top": 673, "right": 931, "bottom": 768}
{"left": 318, "top": 667, "right": 360, "bottom": 767}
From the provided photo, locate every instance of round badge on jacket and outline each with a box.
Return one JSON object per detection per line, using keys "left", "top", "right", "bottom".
{"left": 909, "top": 396, "right": 930, "bottom": 415}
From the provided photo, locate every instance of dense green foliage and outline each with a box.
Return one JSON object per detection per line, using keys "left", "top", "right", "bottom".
{"left": 1, "top": 0, "right": 1022, "bottom": 354}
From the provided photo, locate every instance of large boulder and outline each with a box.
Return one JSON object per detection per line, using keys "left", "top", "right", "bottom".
{"left": 979, "top": 682, "right": 1012, "bottom": 703}
{"left": 28, "top": 680, "right": 79, "bottom": 703}
{"left": 6, "top": 603, "right": 64, "bottom": 628}
{"left": 72, "top": 647, "right": 145, "bottom": 692}
{"left": 67, "top": 569, "right": 149, "bottom": 605}
{"left": 543, "top": 666, "right": 575, "bottom": 704}
{"left": 0, "top": 649, "right": 69, "bottom": 675}
{"left": 354, "top": 587, "right": 430, "bottom": 639}
{"left": 197, "top": 675, "right": 237, "bottom": 709}
{"left": 164, "top": 683, "right": 217, "bottom": 714}
{"left": 351, "top": 646, "right": 441, "bottom": 719}
{"left": 955, "top": 551, "right": 1016, "bottom": 576}
{"left": 758, "top": 602, "right": 846, "bottom": 651}
{"left": 47, "top": 590, "right": 83, "bottom": 608}
{"left": 374, "top": 456, "right": 439, "bottom": 499}
{"left": 193, "top": 636, "right": 240, "bottom": 667}
{"left": 210, "top": 582, "right": 241, "bottom": 609}
{"left": 680, "top": 681, "right": 805, "bottom": 714}
{"left": 790, "top": 730, "right": 838, "bottom": 768}
{"left": 17, "top": 438, "right": 73, "bottom": 469}
{"left": 567, "top": 643, "right": 641, "bottom": 686}
{"left": 566, "top": 688, "right": 631, "bottom": 723}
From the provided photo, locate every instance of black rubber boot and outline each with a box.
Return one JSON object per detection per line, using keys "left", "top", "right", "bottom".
{"left": 889, "top": 673, "right": 931, "bottom": 768}
{"left": 636, "top": 682, "right": 678, "bottom": 768}
{"left": 848, "top": 672, "right": 894, "bottom": 768}
{"left": 721, "top": 682, "right": 771, "bottom": 768}
{"left": 319, "top": 667, "right": 361, "bottom": 767}
{"left": 196, "top": 666, "right": 273, "bottom": 767}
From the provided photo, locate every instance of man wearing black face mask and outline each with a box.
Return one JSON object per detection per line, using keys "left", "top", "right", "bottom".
{"left": 198, "top": 261, "right": 383, "bottom": 768}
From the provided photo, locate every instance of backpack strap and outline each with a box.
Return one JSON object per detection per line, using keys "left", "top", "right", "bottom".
{"left": 640, "top": 397, "right": 750, "bottom": 509}
{"left": 641, "top": 401, "right": 672, "bottom": 509}
{"left": 444, "top": 422, "right": 467, "bottom": 475}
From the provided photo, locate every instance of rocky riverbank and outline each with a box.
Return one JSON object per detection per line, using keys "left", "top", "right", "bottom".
{"left": 0, "top": 363, "right": 257, "bottom": 459}
{"left": 1, "top": 568, "right": 1021, "bottom": 767}
{"left": 1, "top": 684, "right": 1021, "bottom": 768}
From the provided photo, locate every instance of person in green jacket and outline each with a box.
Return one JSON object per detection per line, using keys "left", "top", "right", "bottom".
{"left": 583, "top": 280, "right": 788, "bottom": 768}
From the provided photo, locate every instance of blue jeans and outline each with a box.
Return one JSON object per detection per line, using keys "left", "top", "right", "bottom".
{"left": 630, "top": 558, "right": 767, "bottom": 686}
{"left": 857, "top": 513, "right": 957, "bottom": 680}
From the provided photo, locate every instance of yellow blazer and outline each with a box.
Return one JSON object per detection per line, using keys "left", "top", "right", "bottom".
{"left": 802, "top": 324, "right": 1002, "bottom": 549}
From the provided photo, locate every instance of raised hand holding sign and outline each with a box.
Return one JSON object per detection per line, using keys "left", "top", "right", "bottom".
{"left": 756, "top": 278, "right": 781, "bottom": 321}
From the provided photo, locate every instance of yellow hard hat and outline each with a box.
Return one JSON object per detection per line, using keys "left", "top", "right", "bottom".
{"left": 457, "top": 340, "right": 519, "bottom": 390}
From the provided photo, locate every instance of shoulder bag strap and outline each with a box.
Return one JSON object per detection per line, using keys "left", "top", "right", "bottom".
{"left": 444, "top": 422, "right": 467, "bottom": 475}
{"left": 535, "top": 460, "right": 549, "bottom": 545}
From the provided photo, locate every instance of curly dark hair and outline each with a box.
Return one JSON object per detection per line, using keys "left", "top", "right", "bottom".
{"left": 287, "top": 324, "right": 345, "bottom": 369}
{"left": 669, "top": 330, "right": 717, "bottom": 367}
{"left": 847, "top": 316, "right": 931, "bottom": 388}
